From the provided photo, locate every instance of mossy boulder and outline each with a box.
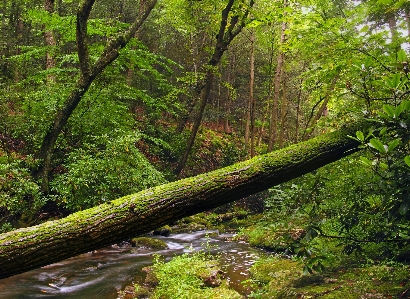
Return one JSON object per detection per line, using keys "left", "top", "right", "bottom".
{"left": 249, "top": 256, "right": 410, "bottom": 299}
{"left": 130, "top": 237, "right": 168, "bottom": 249}
{"left": 153, "top": 225, "right": 172, "bottom": 237}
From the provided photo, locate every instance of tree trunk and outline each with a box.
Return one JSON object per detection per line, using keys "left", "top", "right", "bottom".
{"left": 0, "top": 121, "right": 366, "bottom": 279}
{"left": 278, "top": 73, "right": 287, "bottom": 148}
{"left": 268, "top": 15, "right": 287, "bottom": 152}
{"left": 44, "top": 0, "right": 56, "bottom": 83}
{"left": 295, "top": 76, "right": 304, "bottom": 143}
{"left": 249, "top": 29, "right": 256, "bottom": 157}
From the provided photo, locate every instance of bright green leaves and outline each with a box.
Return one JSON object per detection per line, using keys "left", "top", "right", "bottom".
{"left": 404, "top": 156, "right": 410, "bottom": 168}
{"left": 52, "top": 133, "right": 166, "bottom": 211}
{"left": 379, "top": 101, "right": 410, "bottom": 121}
{"left": 356, "top": 130, "right": 365, "bottom": 142}
{"left": 385, "top": 73, "right": 403, "bottom": 90}
{"left": 368, "top": 138, "right": 386, "bottom": 154}
{"left": 397, "top": 49, "right": 407, "bottom": 62}
{"left": 26, "top": 9, "right": 76, "bottom": 42}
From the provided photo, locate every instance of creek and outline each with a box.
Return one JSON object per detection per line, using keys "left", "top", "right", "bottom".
{"left": 0, "top": 230, "right": 264, "bottom": 298}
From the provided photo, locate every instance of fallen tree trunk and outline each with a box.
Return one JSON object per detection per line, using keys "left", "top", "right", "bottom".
{"left": 0, "top": 123, "right": 364, "bottom": 278}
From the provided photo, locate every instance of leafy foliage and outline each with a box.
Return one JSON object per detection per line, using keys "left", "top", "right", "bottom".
{"left": 51, "top": 133, "right": 166, "bottom": 211}
{"left": 0, "top": 159, "right": 44, "bottom": 216}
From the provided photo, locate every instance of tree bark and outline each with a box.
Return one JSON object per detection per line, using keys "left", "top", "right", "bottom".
{"left": 278, "top": 73, "right": 287, "bottom": 148}
{"left": 268, "top": 13, "right": 287, "bottom": 152}
{"left": 249, "top": 28, "right": 256, "bottom": 157}
{"left": 0, "top": 121, "right": 366, "bottom": 279}
{"left": 44, "top": 0, "right": 56, "bottom": 83}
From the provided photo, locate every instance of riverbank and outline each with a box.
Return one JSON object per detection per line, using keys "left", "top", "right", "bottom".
{"left": 120, "top": 210, "right": 410, "bottom": 299}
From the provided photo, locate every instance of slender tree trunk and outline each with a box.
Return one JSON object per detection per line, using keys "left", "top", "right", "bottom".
{"left": 249, "top": 29, "right": 256, "bottom": 157}
{"left": 258, "top": 28, "right": 275, "bottom": 146}
{"left": 174, "top": 70, "right": 215, "bottom": 175}
{"left": 224, "top": 54, "right": 235, "bottom": 133}
{"left": 44, "top": 0, "right": 56, "bottom": 83}
{"left": 268, "top": 16, "right": 287, "bottom": 152}
{"left": 295, "top": 77, "right": 303, "bottom": 143}
{"left": 0, "top": 121, "right": 367, "bottom": 279}
{"left": 405, "top": 5, "right": 410, "bottom": 40}
{"left": 278, "top": 73, "right": 287, "bottom": 148}
{"left": 387, "top": 13, "right": 399, "bottom": 49}
{"left": 14, "top": 17, "right": 23, "bottom": 82}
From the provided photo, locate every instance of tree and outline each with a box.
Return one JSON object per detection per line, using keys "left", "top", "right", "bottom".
{"left": 173, "top": 0, "right": 255, "bottom": 176}
{"left": 36, "top": 0, "right": 158, "bottom": 193}
{"left": 268, "top": 0, "right": 287, "bottom": 152}
{"left": 0, "top": 121, "right": 366, "bottom": 279}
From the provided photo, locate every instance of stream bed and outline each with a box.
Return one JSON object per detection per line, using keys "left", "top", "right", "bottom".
{"left": 0, "top": 230, "right": 265, "bottom": 299}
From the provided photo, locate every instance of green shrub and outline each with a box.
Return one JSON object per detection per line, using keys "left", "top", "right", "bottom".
{"left": 0, "top": 160, "right": 44, "bottom": 216}
{"left": 51, "top": 133, "right": 166, "bottom": 211}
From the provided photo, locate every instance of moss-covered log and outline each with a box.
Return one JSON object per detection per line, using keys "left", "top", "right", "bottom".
{"left": 0, "top": 123, "right": 364, "bottom": 278}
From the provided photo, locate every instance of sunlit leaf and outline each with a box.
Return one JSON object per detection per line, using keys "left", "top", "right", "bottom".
{"left": 387, "top": 139, "right": 400, "bottom": 152}
{"left": 369, "top": 138, "right": 386, "bottom": 154}
{"left": 397, "top": 49, "right": 407, "bottom": 62}
{"left": 356, "top": 131, "right": 364, "bottom": 141}
{"left": 359, "top": 156, "right": 372, "bottom": 167}
{"left": 383, "top": 105, "right": 395, "bottom": 117}
{"left": 405, "top": 156, "right": 410, "bottom": 168}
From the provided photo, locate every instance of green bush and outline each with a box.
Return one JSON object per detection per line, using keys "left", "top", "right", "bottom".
{"left": 51, "top": 133, "right": 166, "bottom": 211}
{"left": 0, "top": 160, "right": 44, "bottom": 216}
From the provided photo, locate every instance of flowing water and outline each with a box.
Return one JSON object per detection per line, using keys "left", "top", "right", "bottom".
{"left": 0, "top": 231, "right": 264, "bottom": 299}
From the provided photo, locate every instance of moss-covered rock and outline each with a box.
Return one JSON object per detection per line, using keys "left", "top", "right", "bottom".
{"left": 148, "top": 251, "right": 243, "bottom": 299}
{"left": 153, "top": 225, "right": 172, "bottom": 237}
{"left": 130, "top": 237, "right": 168, "bottom": 249}
{"left": 249, "top": 256, "right": 410, "bottom": 299}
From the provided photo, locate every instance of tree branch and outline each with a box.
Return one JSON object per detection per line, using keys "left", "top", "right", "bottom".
{"left": 76, "top": 0, "right": 95, "bottom": 77}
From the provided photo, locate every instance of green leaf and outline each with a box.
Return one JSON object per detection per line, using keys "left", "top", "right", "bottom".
{"left": 393, "top": 0, "right": 406, "bottom": 9}
{"left": 377, "top": 0, "right": 392, "bottom": 4}
{"left": 369, "top": 138, "right": 386, "bottom": 154}
{"left": 379, "top": 162, "right": 388, "bottom": 170}
{"left": 395, "top": 103, "right": 405, "bottom": 117}
{"left": 306, "top": 227, "right": 318, "bottom": 241}
{"left": 397, "top": 49, "right": 407, "bottom": 62}
{"left": 383, "top": 104, "right": 395, "bottom": 117}
{"left": 387, "top": 139, "right": 400, "bottom": 152}
{"left": 360, "top": 25, "right": 369, "bottom": 33}
{"left": 386, "top": 73, "right": 402, "bottom": 89}
{"left": 303, "top": 266, "right": 313, "bottom": 275}
{"left": 356, "top": 131, "right": 364, "bottom": 141}
{"left": 360, "top": 156, "right": 373, "bottom": 167}
{"left": 399, "top": 100, "right": 410, "bottom": 112}
{"left": 405, "top": 156, "right": 410, "bottom": 168}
